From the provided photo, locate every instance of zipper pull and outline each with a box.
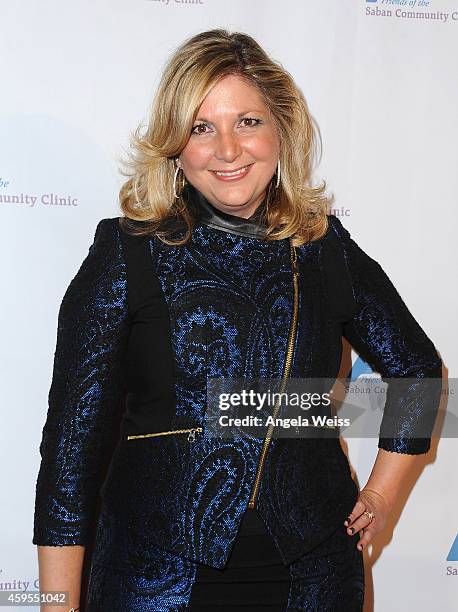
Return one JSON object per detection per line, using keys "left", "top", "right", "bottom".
{"left": 290, "top": 241, "right": 299, "bottom": 276}
{"left": 187, "top": 428, "right": 198, "bottom": 442}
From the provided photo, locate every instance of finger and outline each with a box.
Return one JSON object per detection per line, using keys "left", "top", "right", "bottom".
{"left": 344, "top": 499, "right": 367, "bottom": 526}
{"left": 356, "top": 526, "right": 376, "bottom": 551}
{"left": 347, "top": 513, "right": 374, "bottom": 536}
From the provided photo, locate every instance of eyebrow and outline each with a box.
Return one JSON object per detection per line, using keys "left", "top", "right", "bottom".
{"left": 194, "top": 110, "right": 266, "bottom": 122}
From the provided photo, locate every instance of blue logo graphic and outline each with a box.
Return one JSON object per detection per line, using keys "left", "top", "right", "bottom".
{"left": 447, "top": 533, "right": 458, "bottom": 561}
{"left": 348, "top": 356, "right": 373, "bottom": 382}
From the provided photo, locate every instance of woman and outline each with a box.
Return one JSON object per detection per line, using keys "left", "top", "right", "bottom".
{"left": 33, "top": 29, "right": 442, "bottom": 611}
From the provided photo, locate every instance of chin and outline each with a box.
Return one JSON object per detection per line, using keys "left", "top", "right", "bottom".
{"left": 218, "top": 199, "right": 255, "bottom": 212}
{"left": 212, "top": 187, "right": 258, "bottom": 207}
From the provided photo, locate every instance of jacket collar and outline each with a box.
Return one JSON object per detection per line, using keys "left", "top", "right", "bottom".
{"left": 184, "top": 183, "right": 268, "bottom": 239}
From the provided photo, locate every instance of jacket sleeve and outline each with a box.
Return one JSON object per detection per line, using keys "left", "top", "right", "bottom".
{"left": 33, "top": 218, "right": 131, "bottom": 545}
{"left": 328, "top": 215, "right": 443, "bottom": 455}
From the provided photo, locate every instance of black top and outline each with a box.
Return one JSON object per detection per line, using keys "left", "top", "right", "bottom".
{"left": 118, "top": 185, "right": 361, "bottom": 607}
{"left": 121, "top": 186, "right": 292, "bottom": 607}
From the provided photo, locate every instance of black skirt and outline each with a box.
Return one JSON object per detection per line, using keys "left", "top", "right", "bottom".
{"left": 188, "top": 508, "right": 291, "bottom": 611}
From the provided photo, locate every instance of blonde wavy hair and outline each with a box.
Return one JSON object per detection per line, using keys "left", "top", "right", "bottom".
{"left": 118, "top": 28, "right": 332, "bottom": 246}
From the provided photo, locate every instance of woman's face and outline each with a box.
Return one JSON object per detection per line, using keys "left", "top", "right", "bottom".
{"left": 177, "top": 74, "right": 280, "bottom": 219}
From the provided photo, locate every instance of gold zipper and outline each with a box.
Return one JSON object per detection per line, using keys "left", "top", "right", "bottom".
{"left": 247, "top": 238, "right": 299, "bottom": 510}
{"left": 127, "top": 427, "right": 203, "bottom": 442}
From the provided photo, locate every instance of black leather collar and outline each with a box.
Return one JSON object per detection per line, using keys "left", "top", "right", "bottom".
{"left": 184, "top": 183, "right": 268, "bottom": 239}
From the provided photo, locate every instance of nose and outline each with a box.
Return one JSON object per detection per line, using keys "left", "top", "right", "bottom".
{"left": 214, "top": 131, "right": 243, "bottom": 164}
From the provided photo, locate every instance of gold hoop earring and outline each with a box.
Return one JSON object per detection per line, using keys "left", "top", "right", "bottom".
{"left": 275, "top": 159, "right": 281, "bottom": 188}
{"left": 173, "top": 159, "right": 186, "bottom": 199}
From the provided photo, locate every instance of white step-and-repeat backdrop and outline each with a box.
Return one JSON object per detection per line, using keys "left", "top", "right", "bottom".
{"left": 1, "top": 1, "right": 456, "bottom": 610}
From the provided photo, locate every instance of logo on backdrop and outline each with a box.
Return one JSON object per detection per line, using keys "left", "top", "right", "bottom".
{"left": 446, "top": 533, "right": 458, "bottom": 576}
{"left": 348, "top": 356, "right": 373, "bottom": 382}
{"left": 0, "top": 176, "right": 78, "bottom": 208}
{"left": 145, "top": 0, "right": 205, "bottom": 6}
{"left": 364, "top": 0, "right": 458, "bottom": 23}
{"left": 447, "top": 533, "right": 458, "bottom": 562}
{"left": 0, "top": 113, "right": 113, "bottom": 211}
{"left": 330, "top": 205, "right": 351, "bottom": 217}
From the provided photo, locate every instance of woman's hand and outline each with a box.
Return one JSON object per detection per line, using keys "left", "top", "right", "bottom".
{"left": 344, "top": 487, "right": 391, "bottom": 551}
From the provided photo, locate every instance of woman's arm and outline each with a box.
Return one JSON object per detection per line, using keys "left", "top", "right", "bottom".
{"left": 331, "top": 214, "right": 443, "bottom": 454}
{"left": 364, "top": 447, "right": 420, "bottom": 508}
{"left": 328, "top": 215, "right": 443, "bottom": 549}
{"left": 37, "top": 545, "right": 84, "bottom": 611}
{"left": 33, "top": 219, "right": 130, "bottom": 604}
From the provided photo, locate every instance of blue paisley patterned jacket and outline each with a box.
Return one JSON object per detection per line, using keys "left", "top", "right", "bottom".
{"left": 33, "top": 184, "right": 442, "bottom": 569}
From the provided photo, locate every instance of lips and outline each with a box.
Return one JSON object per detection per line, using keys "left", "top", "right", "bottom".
{"left": 210, "top": 164, "right": 253, "bottom": 181}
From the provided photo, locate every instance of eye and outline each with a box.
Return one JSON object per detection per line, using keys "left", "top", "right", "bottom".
{"left": 191, "top": 122, "right": 211, "bottom": 136}
{"left": 240, "top": 117, "right": 262, "bottom": 128}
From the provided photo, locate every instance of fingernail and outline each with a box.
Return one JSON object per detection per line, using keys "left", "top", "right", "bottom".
{"left": 346, "top": 515, "right": 352, "bottom": 523}
{"left": 357, "top": 544, "right": 363, "bottom": 551}
{"left": 349, "top": 527, "right": 354, "bottom": 534}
